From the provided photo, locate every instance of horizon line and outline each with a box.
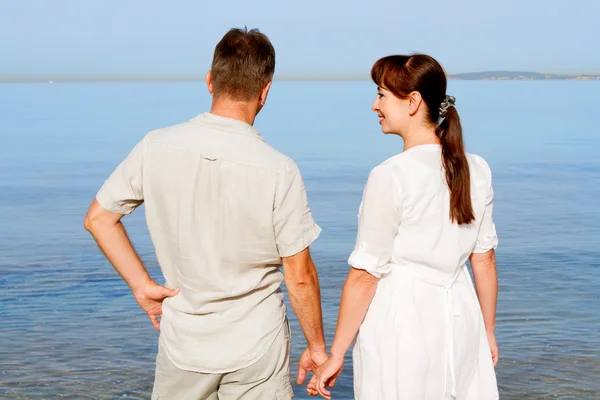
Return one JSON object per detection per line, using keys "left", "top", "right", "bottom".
{"left": 1, "top": 70, "right": 600, "bottom": 83}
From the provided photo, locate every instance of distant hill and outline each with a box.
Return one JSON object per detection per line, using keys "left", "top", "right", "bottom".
{"left": 449, "top": 71, "right": 600, "bottom": 80}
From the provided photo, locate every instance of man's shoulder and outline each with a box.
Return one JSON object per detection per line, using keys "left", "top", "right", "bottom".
{"left": 144, "top": 116, "right": 293, "bottom": 173}
{"left": 257, "top": 144, "right": 295, "bottom": 170}
{"left": 144, "top": 118, "right": 198, "bottom": 141}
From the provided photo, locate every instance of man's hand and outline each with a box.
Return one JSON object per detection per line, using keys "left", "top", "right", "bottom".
{"left": 297, "top": 347, "right": 329, "bottom": 385}
{"left": 85, "top": 200, "right": 180, "bottom": 331}
{"left": 133, "top": 280, "right": 180, "bottom": 331}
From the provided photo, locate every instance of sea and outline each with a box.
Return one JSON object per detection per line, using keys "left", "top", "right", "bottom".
{"left": 1, "top": 80, "right": 599, "bottom": 399}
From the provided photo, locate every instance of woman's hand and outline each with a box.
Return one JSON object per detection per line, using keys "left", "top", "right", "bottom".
{"left": 487, "top": 331, "right": 499, "bottom": 367}
{"left": 306, "top": 353, "right": 344, "bottom": 399}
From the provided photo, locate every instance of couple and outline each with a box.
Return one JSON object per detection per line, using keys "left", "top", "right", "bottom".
{"left": 84, "top": 27, "right": 499, "bottom": 400}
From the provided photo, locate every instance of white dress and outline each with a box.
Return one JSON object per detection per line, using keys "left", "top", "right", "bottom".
{"left": 349, "top": 145, "right": 499, "bottom": 400}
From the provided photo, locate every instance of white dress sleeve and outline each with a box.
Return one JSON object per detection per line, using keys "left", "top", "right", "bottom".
{"left": 348, "top": 165, "right": 402, "bottom": 278}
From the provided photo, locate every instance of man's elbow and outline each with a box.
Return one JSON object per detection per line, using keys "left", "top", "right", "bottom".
{"left": 84, "top": 200, "right": 118, "bottom": 233}
{"left": 282, "top": 248, "right": 320, "bottom": 284}
{"left": 285, "top": 266, "right": 318, "bottom": 287}
{"left": 83, "top": 213, "right": 99, "bottom": 233}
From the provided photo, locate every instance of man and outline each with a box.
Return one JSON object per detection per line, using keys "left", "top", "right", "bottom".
{"left": 84, "top": 27, "right": 327, "bottom": 399}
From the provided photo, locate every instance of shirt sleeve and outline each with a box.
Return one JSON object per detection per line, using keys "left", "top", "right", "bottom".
{"left": 348, "top": 165, "right": 402, "bottom": 278}
{"left": 273, "top": 158, "right": 322, "bottom": 257}
{"left": 95, "top": 136, "right": 147, "bottom": 215}
{"left": 472, "top": 183, "right": 499, "bottom": 253}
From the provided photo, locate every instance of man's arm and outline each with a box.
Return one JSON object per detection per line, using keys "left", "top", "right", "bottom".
{"left": 282, "top": 247, "right": 328, "bottom": 383}
{"left": 84, "top": 199, "right": 178, "bottom": 330}
{"left": 272, "top": 158, "right": 326, "bottom": 382}
{"left": 84, "top": 199, "right": 151, "bottom": 291}
{"left": 282, "top": 247, "right": 325, "bottom": 350}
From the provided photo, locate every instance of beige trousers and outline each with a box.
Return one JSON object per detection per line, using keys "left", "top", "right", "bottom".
{"left": 151, "top": 322, "right": 293, "bottom": 400}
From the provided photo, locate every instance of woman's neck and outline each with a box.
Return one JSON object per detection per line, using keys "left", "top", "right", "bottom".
{"left": 402, "top": 126, "right": 440, "bottom": 151}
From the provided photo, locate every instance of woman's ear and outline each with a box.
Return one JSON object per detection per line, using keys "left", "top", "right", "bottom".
{"left": 408, "top": 91, "right": 423, "bottom": 115}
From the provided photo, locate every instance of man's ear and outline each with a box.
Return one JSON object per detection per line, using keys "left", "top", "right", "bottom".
{"left": 259, "top": 81, "right": 272, "bottom": 106}
{"left": 206, "top": 70, "right": 214, "bottom": 95}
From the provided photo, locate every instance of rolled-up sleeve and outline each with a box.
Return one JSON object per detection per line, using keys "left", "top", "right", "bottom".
{"left": 473, "top": 184, "right": 498, "bottom": 253}
{"left": 273, "top": 159, "right": 321, "bottom": 257}
{"left": 348, "top": 165, "right": 402, "bottom": 278}
{"left": 96, "top": 136, "right": 147, "bottom": 215}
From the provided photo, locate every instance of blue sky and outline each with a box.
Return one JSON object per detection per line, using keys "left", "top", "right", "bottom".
{"left": 1, "top": 0, "right": 598, "bottom": 78}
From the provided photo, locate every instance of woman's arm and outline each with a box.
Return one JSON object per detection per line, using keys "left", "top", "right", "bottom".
{"left": 470, "top": 249, "right": 498, "bottom": 333}
{"left": 330, "top": 268, "right": 379, "bottom": 359}
{"left": 470, "top": 249, "right": 499, "bottom": 366}
{"left": 329, "top": 166, "right": 399, "bottom": 359}
{"left": 308, "top": 268, "right": 379, "bottom": 399}
{"left": 309, "top": 165, "right": 400, "bottom": 398}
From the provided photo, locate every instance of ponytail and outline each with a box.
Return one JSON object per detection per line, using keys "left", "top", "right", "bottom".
{"left": 435, "top": 106, "right": 475, "bottom": 225}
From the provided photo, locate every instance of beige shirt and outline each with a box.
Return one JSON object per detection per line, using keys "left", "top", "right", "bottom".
{"left": 96, "top": 113, "right": 321, "bottom": 373}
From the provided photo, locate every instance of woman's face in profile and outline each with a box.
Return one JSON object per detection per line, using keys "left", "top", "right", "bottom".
{"left": 372, "top": 86, "right": 409, "bottom": 135}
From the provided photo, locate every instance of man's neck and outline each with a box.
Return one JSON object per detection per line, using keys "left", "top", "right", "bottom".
{"left": 210, "top": 98, "right": 258, "bottom": 126}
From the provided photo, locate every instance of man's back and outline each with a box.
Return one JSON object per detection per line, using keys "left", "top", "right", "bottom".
{"left": 97, "top": 112, "right": 321, "bottom": 372}
{"left": 87, "top": 28, "right": 327, "bottom": 398}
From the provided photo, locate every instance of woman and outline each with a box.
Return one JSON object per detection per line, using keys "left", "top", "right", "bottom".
{"left": 308, "top": 54, "right": 499, "bottom": 399}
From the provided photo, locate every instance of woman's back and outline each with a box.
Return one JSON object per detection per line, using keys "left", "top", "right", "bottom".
{"left": 349, "top": 144, "right": 497, "bottom": 278}
{"left": 387, "top": 144, "right": 496, "bottom": 275}
{"left": 346, "top": 144, "right": 499, "bottom": 399}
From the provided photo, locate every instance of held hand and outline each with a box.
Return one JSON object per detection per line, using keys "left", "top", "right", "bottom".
{"left": 297, "top": 347, "right": 329, "bottom": 385}
{"left": 307, "top": 353, "right": 344, "bottom": 399}
{"left": 487, "top": 331, "right": 499, "bottom": 367}
{"left": 133, "top": 280, "right": 180, "bottom": 331}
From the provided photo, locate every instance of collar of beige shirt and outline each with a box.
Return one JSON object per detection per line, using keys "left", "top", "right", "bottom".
{"left": 193, "top": 112, "right": 266, "bottom": 143}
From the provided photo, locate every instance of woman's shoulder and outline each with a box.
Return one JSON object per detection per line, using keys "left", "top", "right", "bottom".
{"left": 377, "top": 151, "right": 414, "bottom": 169}
{"left": 371, "top": 150, "right": 442, "bottom": 182}
{"left": 363, "top": 155, "right": 407, "bottom": 189}
{"left": 367, "top": 154, "right": 409, "bottom": 182}
{"left": 378, "top": 153, "right": 402, "bottom": 166}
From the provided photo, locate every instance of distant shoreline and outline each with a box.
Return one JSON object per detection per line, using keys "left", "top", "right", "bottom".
{"left": 448, "top": 71, "right": 600, "bottom": 81}
{"left": 1, "top": 71, "right": 599, "bottom": 83}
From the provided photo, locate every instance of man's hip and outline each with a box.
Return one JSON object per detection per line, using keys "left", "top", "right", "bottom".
{"left": 151, "top": 319, "right": 293, "bottom": 399}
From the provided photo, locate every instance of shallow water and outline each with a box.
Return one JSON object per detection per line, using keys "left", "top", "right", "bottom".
{"left": 1, "top": 81, "right": 599, "bottom": 399}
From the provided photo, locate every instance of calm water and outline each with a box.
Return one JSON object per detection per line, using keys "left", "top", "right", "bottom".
{"left": 1, "top": 81, "right": 599, "bottom": 399}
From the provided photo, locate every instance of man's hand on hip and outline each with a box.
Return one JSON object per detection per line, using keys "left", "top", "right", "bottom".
{"left": 133, "top": 280, "right": 180, "bottom": 331}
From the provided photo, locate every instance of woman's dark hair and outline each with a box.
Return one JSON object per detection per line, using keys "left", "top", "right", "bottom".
{"left": 371, "top": 54, "right": 475, "bottom": 225}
